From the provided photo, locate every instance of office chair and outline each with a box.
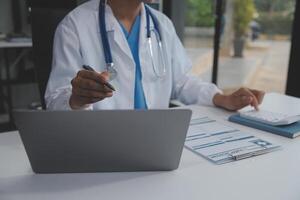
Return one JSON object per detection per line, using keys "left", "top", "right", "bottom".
{"left": 27, "top": 0, "right": 82, "bottom": 109}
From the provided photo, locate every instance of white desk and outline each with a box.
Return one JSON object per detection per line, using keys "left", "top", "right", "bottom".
{"left": 1, "top": 93, "right": 300, "bottom": 200}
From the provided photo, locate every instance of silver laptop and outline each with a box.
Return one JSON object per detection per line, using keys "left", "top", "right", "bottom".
{"left": 13, "top": 109, "right": 192, "bottom": 173}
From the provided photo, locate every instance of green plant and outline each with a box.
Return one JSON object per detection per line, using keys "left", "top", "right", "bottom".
{"left": 233, "top": 0, "right": 255, "bottom": 38}
{"left": 254, "top": 0, "right": 295, "bottom": 13}
{"left": 185, "top": 0, "right": 215, "bottom": 27}
{"left": 256, "top": 12, "right": 294, "bottom": 35}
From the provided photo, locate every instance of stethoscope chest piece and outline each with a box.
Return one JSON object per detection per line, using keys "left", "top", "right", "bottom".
{"left": 106, "top": 63, "right": 117, "bottom": 81}
{"left": 99, "top": 0, "right": 167, "bottom": 80}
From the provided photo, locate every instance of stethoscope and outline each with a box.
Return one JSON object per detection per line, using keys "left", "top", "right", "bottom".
{"left": 99, "top": 0, "right": 167, "bottom": 81}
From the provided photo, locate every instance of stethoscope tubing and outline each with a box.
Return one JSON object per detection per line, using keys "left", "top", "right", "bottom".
{"left": 99, "top": 0, "right": 166, "bottom": 79}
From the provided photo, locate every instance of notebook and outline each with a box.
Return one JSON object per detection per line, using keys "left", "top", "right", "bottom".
{"left": 229, "top": 114, "right": 300, "bottom": 139}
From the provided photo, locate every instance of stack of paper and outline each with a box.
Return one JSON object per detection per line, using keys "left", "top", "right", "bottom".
{"left": 185, "top": 116, "right": 280, "bottom": 164}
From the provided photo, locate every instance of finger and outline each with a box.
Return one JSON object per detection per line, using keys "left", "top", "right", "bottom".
{"left": 239, "top": 95, "right": 253, "bottom": 108}
{"left": 74, "top": 77, "right": 112, "bottom": 93}
{"left": 73, "top": 87, "right": 113, "bottom": 99}
{"left": 250, "top": 89, "right": 265, "bottom": 104}
{"left": 236, "top": 95, "right": 257, "bottom": 110}
{"left": 84, "top": 92, "right": 113, "bottom": 103}
{"left": 101, "top": 71, "right": 110, "bottom": 82}
{"left": 227, "top": 95, "right": 250, "bottom": 111}
{"left": 76, "top": 95, "right": 105, "bottom": 105}
{"left": 77, "top": 70, "right": 108, "bottom": 84}
{"left": 88, "top": 93, "right": 113, "bottom": 103}
{"left": 245, "top": 90, "right": 259, "bottom": 110}
{"left": 236, "top": 88, "right": 259, "bottom": 110}
{"left": 74, "top": 94, "right": 113, "bottom": 105}
{"left": 251, "top": 97, "right": 259, "bottom": 111}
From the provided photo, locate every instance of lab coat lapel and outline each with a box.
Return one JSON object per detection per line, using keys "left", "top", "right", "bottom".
{"left": 104, "top": 5, "right": 134, "bottom": 63}
{"left": 139, "top": 4, "right": 148, "bottom": 50}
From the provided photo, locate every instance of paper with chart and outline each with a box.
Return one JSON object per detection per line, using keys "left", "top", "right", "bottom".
{"left": 185, "top": 116, "right": 280, "bottom": 164}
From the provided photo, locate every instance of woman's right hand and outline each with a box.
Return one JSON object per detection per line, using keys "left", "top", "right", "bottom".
{"left": 69, "top": 70, "right": 113, "bottom": 110}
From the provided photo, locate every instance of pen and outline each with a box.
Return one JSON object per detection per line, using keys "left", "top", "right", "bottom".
{"left": 83, "top": 65, "right": 116, "bottom": 91}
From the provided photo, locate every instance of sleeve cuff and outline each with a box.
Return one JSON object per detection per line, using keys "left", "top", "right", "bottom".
{"left": 205, "top": 85, "right": 223, "bottom": 106}
{"left": 46, "top": 88, "right": 93, "bottom": 111}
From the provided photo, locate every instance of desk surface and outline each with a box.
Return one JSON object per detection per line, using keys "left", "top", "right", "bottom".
{"left": 0, "top": 40, "right": 32, "bottom": 48}
{"left": 1, "top": 93, "right": 300, "bottom": 200}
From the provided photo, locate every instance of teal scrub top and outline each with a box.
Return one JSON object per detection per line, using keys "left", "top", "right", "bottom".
{"left": 119, "top": 15, "right": 148, "bottom": 109}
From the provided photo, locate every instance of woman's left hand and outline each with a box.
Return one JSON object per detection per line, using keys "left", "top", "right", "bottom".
{"left": 213, "top": 88, "right": 265, "bottom": 111}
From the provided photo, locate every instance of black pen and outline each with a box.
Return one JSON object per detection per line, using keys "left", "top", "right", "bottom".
{"left": 83, "top": 65, "right": 116, "bottom": 91}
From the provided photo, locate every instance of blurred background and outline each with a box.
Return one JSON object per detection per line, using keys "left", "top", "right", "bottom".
{"left": 0, "top": 0, "right": 299, "bottom": 132}
{"left": 184, "top": 0, "right": 295, "bottom": 94}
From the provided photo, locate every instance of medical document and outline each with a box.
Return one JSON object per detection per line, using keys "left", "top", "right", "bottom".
{"left": 185, "top": 116, "right": 280, "bottom": 164}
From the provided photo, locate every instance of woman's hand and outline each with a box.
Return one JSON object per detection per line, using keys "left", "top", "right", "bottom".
{"left": 69, "top": 70, "right": 113, "bottom": 110}
{"left": 213, "top": 88, "right": 265, "bottom": 111}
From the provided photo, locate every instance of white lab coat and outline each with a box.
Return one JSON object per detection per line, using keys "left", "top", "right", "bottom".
{"left": 45, "top": 0, "right": 221, "bottom": 110}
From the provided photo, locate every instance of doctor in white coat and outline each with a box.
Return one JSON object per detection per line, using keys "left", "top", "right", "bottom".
{"left": 45, "top": 0, "right": 265, "bottom": 111}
